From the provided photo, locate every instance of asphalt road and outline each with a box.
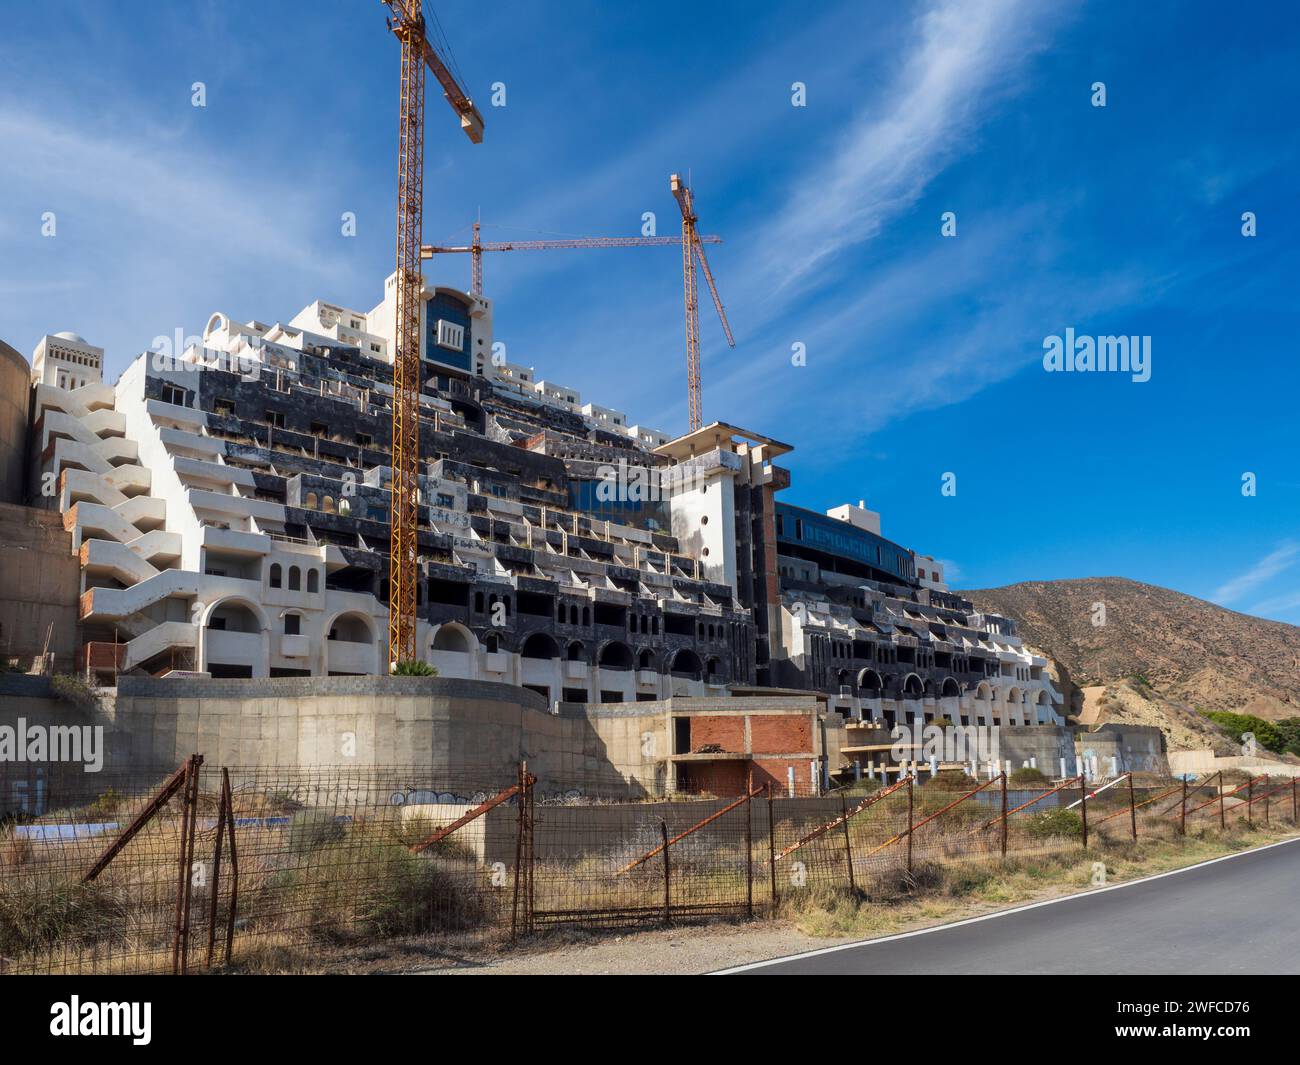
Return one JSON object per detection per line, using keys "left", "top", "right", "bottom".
{"left": 723, "top": 838, "right": 1300, "bottom": 975}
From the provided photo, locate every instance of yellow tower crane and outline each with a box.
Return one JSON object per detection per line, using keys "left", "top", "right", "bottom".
{"left": 670, "top": 173, "right": 734, "bottom": 431}
{"left": 380, "top": 1, "right": 483, "bottom": 669}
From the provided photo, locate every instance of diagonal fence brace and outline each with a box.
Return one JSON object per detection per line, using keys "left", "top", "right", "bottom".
{"left": 83, "top": 759, "right": 191, "bottom": 882}
{"left": 775, "top": 775, "right": 914, "bottom": 863}
{"left": 977, "top": 774, "right": 1083, "bottom": 832}
{"left": 618, "top": 786, "right": 763, "bottom": 875}
{"left": 409, "top": 775, "right": 534, "bottom": 853}
{"left": 863, "top": 773, "right": 1001, "bottom": 861}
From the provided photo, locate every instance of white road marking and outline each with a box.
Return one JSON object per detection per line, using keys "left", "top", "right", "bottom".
{"left": 711, "top": 834, "right": 1300, "bottom": 974}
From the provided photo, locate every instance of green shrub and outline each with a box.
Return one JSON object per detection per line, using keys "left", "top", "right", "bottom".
{"left": 1205, "top": 711, "right": 1284, "bottom": 754}
{"left": 85, "top": 789, "right": 123, "bottom": 819}
{"left": 50, "top": 673, "right": 99, "bottom": 710}
{"left": 1009, "top": 766, "right": 1049, "bottom": 786}
{"left": 1024, "top": 808, "right": 1082, "bottom": 839}
{"left": 391, "top": 660, "right": 437, "bottom": 676}
{"left": 288, "top": 810, "right": 346, "bottom": 852}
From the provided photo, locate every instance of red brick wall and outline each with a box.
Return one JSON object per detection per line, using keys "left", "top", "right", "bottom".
{"left": 688, "top": 716, "right": 745, "bottom": 752}
{"left": 749, "top": 716, "right": 812, "bottom": 755}
{"left": 752, "top": 758, "right": 816, "bottom": 795}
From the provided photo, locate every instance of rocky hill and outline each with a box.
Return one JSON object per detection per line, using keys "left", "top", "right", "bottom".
{"left": 964, "top": 577, "right": 1300, "bottom": 723}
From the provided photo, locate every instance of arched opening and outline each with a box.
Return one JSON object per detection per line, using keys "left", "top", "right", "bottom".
{"left": 598, "top": 641, "right": 634, "bottom": 670}
{"left": 328, "top": 613, "right": 373, "bottom": 643}
{"left": 940, "top": 677, "right": 961, "bottom": 697}
{"left": 902, "top": 673, "right": 924, "bottom": 697}
{"left": 269, "top": 563, "right": 282, "bottom": 589}
{"left": 483, "top": 632, "right": 500, "bottom": 653}
{"left": 1005, "top": 686, "right": 1024, "bottom": 705}
{"left": 322, "top": 496, "right": 336, "bottom": 514}
{"left": 307, "top": 570, "right": 319, "bottom": 594}
{"left": 432, "top": 624, "right": 472, "bottom": 653}
{"left": 857, "top": 668, "right": 883, "bottom": 693}
{"left": 201, "top": 597, "right": 268, "bottom": 678}
{"left": 206, "top": 601, "right": 262, "bottom": 633}
{"left": 282, "top": 611, "right": 302, "bottom": 636}
{"left": 566, "top": 641, "right": 585, "bottom": 661}
{"left": 569, "top": 605, "right": 578, "bottom": 625}
{"left": 288, "top": 566, "right": 301, "bottom": 592}
{"left": 707, "top": 656, "right": 722, "bottom": 680}
{"left": 669, "top": 648, "right": 703, "bottom": 680}
{"left": 976, "top": 681, "right": 993, "bottom": 701}
{"left": 520, "top": 632, "right": 560, "bottom": 660}
{"left": 638, "top": 648, "right": 654, "bottom": 670}
{"left": 305, "top": 492, "right": 318, "bottom": 509}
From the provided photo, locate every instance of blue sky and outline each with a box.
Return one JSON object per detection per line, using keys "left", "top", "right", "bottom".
{"left": 2, "top": 0, "right": 1298, "bottom": 619}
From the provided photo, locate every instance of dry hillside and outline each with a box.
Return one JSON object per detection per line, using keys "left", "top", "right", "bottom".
{"left": 964, "top": 577, "right": 1300, "bottom": 722}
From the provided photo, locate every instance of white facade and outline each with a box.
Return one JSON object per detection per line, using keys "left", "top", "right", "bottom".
{"left": 31, "top": 332, "right": 104, "bottom": 391}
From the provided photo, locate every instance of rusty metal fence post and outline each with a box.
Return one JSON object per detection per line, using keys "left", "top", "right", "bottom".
{"left": 1293, "top": 777, "right": 1298, "bottom": 824}
{"left": 766, "top": 783, "right": 778, "bottom": 912}
{"left": 221, "top": 768, "right": 237, "bottom": 966}
{"left": 1180, "top": 776, "right": 1187, "bottom": 836}
{"left": 206, "top": 766, "right": 228, "bottom": 969}
{"left": 906, "top": 775, "right": 914, "bottom": 873}
{"left": 1128, "top": 772, "right": 1137, "bottom": 841}
{"left": 1247, "top": 778, "right": 1253, "bottom": 827}
{"left": 1079, "top": 773, "right": 1088, "bottom": 850}
{"left": 999, "top": 771, "right": 1008, "bottom": 858}
{"left": 506, "top": 759, "right": 527, "bottom": 941}
{"left": 171, "top": 753, "right": 203, "bottom": 976}
{"left": 840, "top": 792, "right": 856, "bottom": 893}
{"left": 660, "top": 820, "right": 671, "bottom": 925}
{"left": 1219, "top": 772, "right": 1226, "bottom": 830}
{"left": 745, "top": 789, "right": 754, "bottom": 919}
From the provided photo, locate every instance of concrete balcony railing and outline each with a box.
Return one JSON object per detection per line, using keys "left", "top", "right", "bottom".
{"left": 564, "top": 660, "right": 588, "bottom": 680}
{"left": 280, "top": 634, "right": 311, "bottom": 659}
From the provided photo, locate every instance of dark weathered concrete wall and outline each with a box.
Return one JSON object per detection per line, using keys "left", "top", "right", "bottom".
{"left": 0, "top": 340, "right": 29, "bottom": 504}
{"left": 0, "top": 502, "right": 80, "bottom": 671}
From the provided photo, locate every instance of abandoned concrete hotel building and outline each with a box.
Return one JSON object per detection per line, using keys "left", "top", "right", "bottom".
{"left": 16, "top": 274, "right": 1065, "bottom": 786}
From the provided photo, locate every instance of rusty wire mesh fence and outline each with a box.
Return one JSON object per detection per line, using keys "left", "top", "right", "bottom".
{"left": 2, "top": 759, "right": 1296, "bottom": 974}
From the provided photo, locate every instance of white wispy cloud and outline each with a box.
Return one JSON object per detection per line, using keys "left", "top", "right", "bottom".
{"left": 1213, "top": 540, "right": 1300, "bottom": 604}
{"left": 756, "top": 0, "right": 1066, "bottom": 292}
{"left": 0, "top": 100, "right": 365, "bottom": 370}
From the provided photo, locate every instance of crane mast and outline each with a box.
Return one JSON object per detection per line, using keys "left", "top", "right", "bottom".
{"left": 671, "top": 174, "right": 733, "bottom": 432}
{"left": 381, "top": 1, "right": 482, "bottom": 669}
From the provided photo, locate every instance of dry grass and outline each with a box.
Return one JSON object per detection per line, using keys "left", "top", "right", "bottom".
{"left": 784, "top": 820, "right": 1296, "bottom": 940}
